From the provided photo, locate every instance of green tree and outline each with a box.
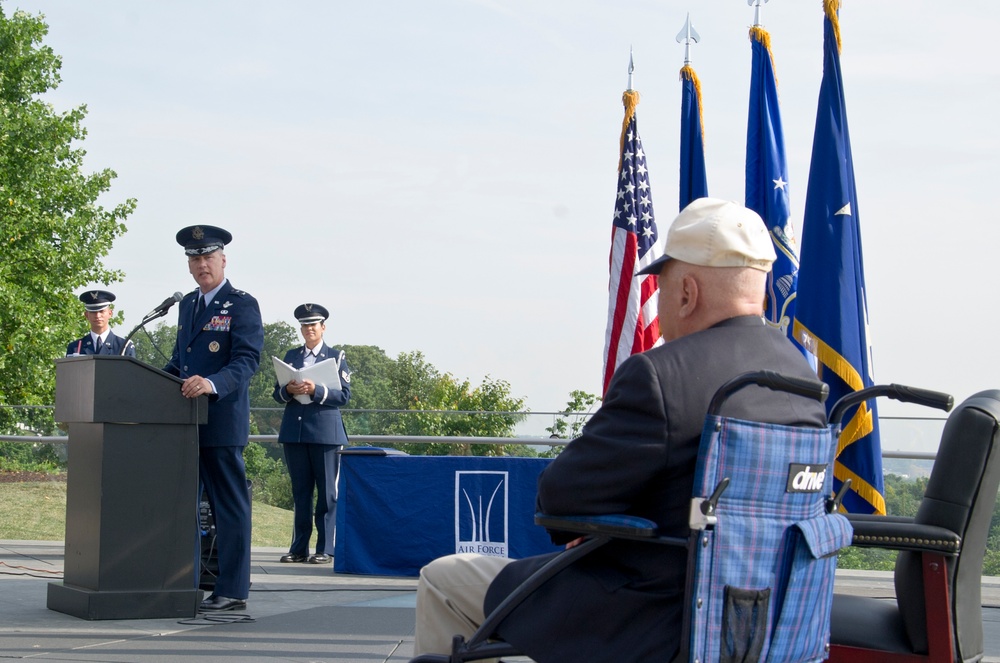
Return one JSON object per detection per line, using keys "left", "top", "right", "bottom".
{"left": 386, "top": 353, "right": 528, "bottom": 456}
{"left": 545, "top": 390, "right": 601, "bottom": 441}
{"left": 0, "top": 7, "right": 135, "bottom": 434}
{"left": 249, "top": 320, "right": 297, "bottom": 436}
{"left": 339, "top": 343, "right": 395, "bottom": 435}
{"left": 330, "top": 347, "right": 530, "bottom": 455}
{"left": 387, "top": 350, "right": 443, "bottom": 420}
{"left": 131, "top": 321, "right": 177, "bottom": 367}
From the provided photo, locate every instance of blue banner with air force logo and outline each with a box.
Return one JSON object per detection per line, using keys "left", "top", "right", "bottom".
{"left": 334, "top": 454, "right": 560, "bottom": 576}
{"left": 456, "top": 471, "right": 509, "bottom": 557}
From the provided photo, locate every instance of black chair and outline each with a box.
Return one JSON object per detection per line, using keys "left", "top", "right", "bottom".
{"left": 828, "top": 389, "right": 1000, "bottom": 663}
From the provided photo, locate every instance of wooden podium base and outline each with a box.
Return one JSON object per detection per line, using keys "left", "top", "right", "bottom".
{"left": 47, "top": 582, "right": 202, "bottom": 620}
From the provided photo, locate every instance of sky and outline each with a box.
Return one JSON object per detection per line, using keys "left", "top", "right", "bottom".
{"left": 9, "top": 0, "right": 1000, "bottom": 420}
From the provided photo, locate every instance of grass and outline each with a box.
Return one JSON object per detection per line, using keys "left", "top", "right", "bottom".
{"left": 0, "top": 480, "right": 298, "bottom": 548}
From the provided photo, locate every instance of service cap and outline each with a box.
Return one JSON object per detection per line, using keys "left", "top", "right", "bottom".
{"left": 78, "top": 290, "right": 116, "bottom": 312}
{"left": 294, "top": 303, "right": 329, "bottom": 325}
{"left": 176, "top": 225, "right": 232, "bottom": 256}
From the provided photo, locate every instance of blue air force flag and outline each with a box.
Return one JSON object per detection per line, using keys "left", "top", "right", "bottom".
{"left": 679, "top": 64, "right": 709, "bottom": 210}
{"left": 746, "top": 26, "right": 802, "bottom": 347}
{"left": 793, "top": 0, "right": 883, "bottom": 515}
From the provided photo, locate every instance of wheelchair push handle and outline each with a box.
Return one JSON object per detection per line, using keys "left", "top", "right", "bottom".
{"left": 707, "top": 370, "right": 829, "bottom": 416}
{"left": 830, "top": 384, "right": 954, "bottom": 428}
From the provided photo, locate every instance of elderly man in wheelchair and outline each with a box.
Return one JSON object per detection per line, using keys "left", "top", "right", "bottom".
{"left": 412, "top": 198, "right": 834, "bottom": 662}
{"left": 413, "top": 196, "right": 996, "bottom": 663}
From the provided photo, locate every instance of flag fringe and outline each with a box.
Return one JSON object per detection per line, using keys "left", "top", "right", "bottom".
{"left": 749, "top": 26, "right": 779, "bottom": 86}
{"left": 823, "top": 0, "right": 843, "bottom": 54}
{"left": 792, "top": 320, "right": 864, "bottom": 391}
{"left": 618, "top": 90, "right": 640, "bottom": 171}
{"left": 834, "top": 461, "right": 887, "bottom": 515}
{"left": 836, "top": 401, "right": 874, "bottom": 456}
{"left": 679, "top": 65, "right": 707, "bottom": 147}
{"left": 797, "top": 318, "right": 882, "bottom": 511}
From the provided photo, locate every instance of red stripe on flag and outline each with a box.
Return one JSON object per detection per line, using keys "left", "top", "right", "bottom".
{"left": 631, "top": 274, "right": 660, "bottom": 353}
{"left": 604, "top": 228, "right": 639, "bottom": 394}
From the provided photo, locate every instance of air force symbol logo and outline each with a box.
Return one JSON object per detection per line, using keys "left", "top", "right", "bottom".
{"left": 455, "top": 471, "right": 508, "bottom": 558}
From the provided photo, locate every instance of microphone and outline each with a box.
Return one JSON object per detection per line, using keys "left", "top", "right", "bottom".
{"left": 121, "top": 291, "right": 185, "bottom": 354}
{"left": 145, "top": 292, "right": 184, "bottom": 320}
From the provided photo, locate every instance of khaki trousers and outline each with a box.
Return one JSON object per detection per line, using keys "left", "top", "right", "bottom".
{"left": 414, "top": 553, "right": 515, "bottom": 661}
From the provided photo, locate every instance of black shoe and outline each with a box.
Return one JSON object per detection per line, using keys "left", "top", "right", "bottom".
{"left": 280, "top": 553, "right": 308, "bottom": 563}
{"left": 308, "top": 553, "right": 332, "bottom": 564}
{"left": 199, "top": 595, "right": 247, "bottom": 612}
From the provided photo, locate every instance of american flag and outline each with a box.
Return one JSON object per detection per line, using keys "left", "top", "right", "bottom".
{"left": 602, "top": 90, "right": 662, "bottom": 395}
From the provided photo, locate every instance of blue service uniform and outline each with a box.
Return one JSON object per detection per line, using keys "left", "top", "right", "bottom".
{"left": 273, "top": 343, "right": 351, "bottom": 556}
{"left": 164, "top": 280, "right": 263, "bottom": 600}
{"left": 65, "top": 331, "right": 135, "bottom": 357}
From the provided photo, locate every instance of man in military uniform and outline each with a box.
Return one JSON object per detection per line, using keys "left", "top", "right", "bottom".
{"left": 164, "top": 225, "right": 264, "bottom": 613}
{"left": 65, "top": 290, "right": 135, "bottom": 357}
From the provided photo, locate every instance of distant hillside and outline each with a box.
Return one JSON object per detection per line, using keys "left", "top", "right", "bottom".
{"left": 882, "top": 458, "right": 933, "bottom": 480}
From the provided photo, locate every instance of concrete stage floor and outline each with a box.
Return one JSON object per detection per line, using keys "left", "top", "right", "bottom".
{"left": 1, "top": 540, "right": 997, "bottom": 662}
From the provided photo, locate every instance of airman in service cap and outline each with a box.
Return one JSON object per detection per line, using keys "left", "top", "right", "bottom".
{"left": 294, "top": 303, "right": 329, "bottom": 325}
{"left": 78, "top": 290, "right": 116, "bottom": 312}
{"left": 176, "top": 225, "right": 233, "bottom": 256}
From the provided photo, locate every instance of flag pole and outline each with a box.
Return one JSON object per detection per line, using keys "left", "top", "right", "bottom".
{"left": 675, "top": 13, "right": 700, "bottom": 65}
{"left": 748, "top": 0, "right": 770, "bottom": 28}
{"left": 619, "top": 52, "right": 639, "bottom": 171}
{"left": 627, "top": 47, "right": 634, "bottom": 91}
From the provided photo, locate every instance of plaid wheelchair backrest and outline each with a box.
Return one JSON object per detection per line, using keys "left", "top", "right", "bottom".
{"left": 687, "top": 415, "right": 853, "bottom": 663}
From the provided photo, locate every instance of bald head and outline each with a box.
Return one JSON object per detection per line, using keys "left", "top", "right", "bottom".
{"left": 656, "top": 260, "right": 767, "bottom": 342}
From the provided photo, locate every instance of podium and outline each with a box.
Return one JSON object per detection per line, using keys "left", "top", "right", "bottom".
{"left": 47, "top": 355, "right": 207, "bottom": 620}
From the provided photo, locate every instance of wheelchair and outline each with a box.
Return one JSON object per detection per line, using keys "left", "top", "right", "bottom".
{"left": 411, "top": 372, "right": 957, "bottom": 663}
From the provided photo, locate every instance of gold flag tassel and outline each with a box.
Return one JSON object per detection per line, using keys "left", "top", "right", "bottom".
{"left": 748, "top": 25, "right": 778, "bottom": 83}
{"left": 824, "top": 0, "right": 843, "bottom": 54}
{"left": 679, "top": 65, "right": 707, "bottom": 146}
{"left": 618, "top": 90, "right": 640, "bottom": 171}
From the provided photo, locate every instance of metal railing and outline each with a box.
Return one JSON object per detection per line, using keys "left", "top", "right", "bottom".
{"left": 0, "top": 406, "right": 949, "bottom": 467}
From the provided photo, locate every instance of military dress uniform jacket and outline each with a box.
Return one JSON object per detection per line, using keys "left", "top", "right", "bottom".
{"left": 272, "top": 343, "right": 351, "bottom": 446}
{"left": 163, "top": 281, "right": 264, "bottom": 448}
{"left": 65, "top": 331, "right": 135, "bottom": 357}
{"left": 484, "top": 316, "right": 828, "bottom": 663}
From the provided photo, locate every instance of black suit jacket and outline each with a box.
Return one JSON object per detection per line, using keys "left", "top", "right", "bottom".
{"left": 485, "top": 316, "right": 827, "bottom": 663}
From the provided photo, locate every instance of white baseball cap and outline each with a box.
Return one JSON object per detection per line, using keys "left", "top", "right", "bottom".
{"left": 638, "top": 198, "right": 776, "bottom": 275}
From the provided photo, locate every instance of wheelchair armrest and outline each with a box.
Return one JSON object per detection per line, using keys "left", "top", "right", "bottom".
{"left": 846, "top": 513, "right": 913, "bottom": 525}
{"left": 846, "top": 515, "right": 961, "bottom": 555}
{"left": 534, "top": 513, "right": 659, "bottom": 540}
{"left": 466, "top": 515, "right": 684, "bottom": 652}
